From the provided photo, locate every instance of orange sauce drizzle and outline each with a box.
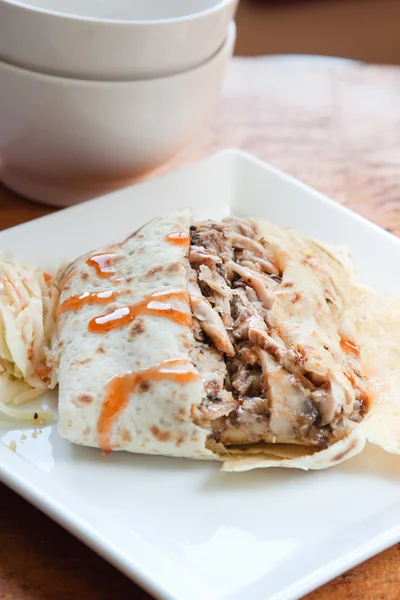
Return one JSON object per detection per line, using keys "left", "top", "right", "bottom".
{"left": 86, "top": 253, "right": 116, "bottom": 278}
{"left": 37, "top": 364, "right": 51, "bottom": 381}
{"left": 56, "top": 290, "right": 119, "bottom": 317}
{"left": 98, "top": 359, "right": 200, "bottom": 452}
{"left": 88, "top": 289, "right": 191, "bottom": 333}
{"left": 340, "top": 337, "right": 360, "bottom": 359}
{"left": 165, "top": 232, "right": 190, "bottom": 246}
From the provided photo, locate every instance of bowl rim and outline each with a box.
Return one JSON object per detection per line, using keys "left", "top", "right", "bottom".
{"left": 0, "top": 21, "right": 236, "bottom": 85}
{"left": 0, "top": 0, "right": 237, "bottom": 25}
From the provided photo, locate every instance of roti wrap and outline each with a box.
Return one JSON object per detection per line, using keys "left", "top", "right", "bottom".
{"left": 55, "top": 210, "right": 400, "bottom": 470}
{"left": 56, "top": 209, "right": 213, "bottom": 458}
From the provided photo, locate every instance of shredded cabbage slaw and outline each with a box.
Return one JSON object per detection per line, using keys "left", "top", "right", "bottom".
{"left": 0, "top": 256, "right": 59, "bottom": 421}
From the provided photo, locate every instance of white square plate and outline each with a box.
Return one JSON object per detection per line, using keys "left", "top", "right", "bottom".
{"left": 1, "top": 149, "right": 399, "bottom": 600}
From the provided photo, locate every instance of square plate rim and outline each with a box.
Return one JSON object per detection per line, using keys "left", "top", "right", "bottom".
{"left": 0, "top": 147, "right": 399, "bottom": 600}
{"left": 2, "top": 146, "right": 397, "bottom": 248}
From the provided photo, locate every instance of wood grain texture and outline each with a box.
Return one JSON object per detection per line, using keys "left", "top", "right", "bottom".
{"left": 235, "top": 0, "right": 400, "bottom": 65}
{"left": 1, "top": 56, "right": 400, "bottom": 600}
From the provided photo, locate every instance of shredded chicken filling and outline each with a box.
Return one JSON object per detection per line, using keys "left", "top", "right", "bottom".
{"left": 188, "top": 218, "right": 369, "bottom": 451}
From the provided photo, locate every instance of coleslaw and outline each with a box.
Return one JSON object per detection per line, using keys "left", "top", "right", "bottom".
{"left": 0, "top": 256, "right": 59, "bottom": 421}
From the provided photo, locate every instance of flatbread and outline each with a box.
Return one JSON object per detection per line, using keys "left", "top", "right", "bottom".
{"left": 56, "top": 209, "right": 214, "bottom": 459}
{"left": 347, "top": 285, "right": 400, "bottom": 454}
{"left": 55, "top": 210, "right": 400, "bottom": 470}
{"left": 221, "top": 429, "right": 366, "bottom": 471}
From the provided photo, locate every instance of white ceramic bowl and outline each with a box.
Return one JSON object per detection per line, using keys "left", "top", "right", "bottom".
{"left": 0, "top": 22, "right": 235, "bottom": 207}
{"left": 0, "top": 0, "right": 238, "bottom": 80}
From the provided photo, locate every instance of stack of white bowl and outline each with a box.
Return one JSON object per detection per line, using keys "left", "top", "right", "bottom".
{"left": 0, "top": 0, "right": 237, "bottom": 206}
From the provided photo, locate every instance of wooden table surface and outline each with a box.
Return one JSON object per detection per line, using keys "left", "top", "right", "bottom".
{"left": 1, "top": 55, "right": 400, "bottom": 600}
